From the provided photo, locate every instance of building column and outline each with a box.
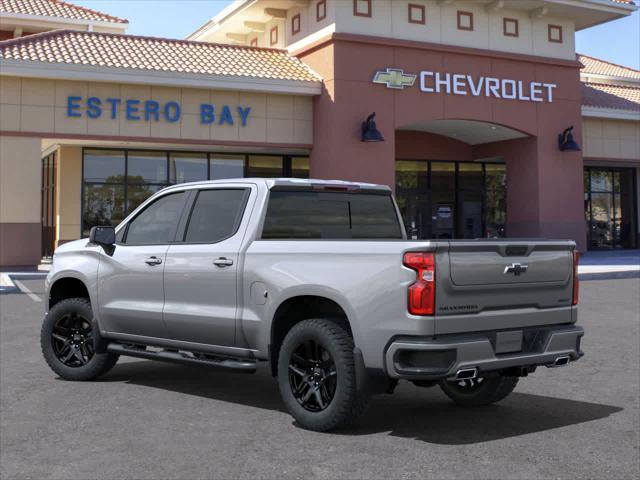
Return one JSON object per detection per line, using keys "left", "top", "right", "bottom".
{"left": 0, "top": 135, "right": 42, "bottom": 266}
{"left": 55, "top": 146, "right": 82, "bottom": 246}
{"left": 501, "top": 136, "right": 585, "bottom": 251}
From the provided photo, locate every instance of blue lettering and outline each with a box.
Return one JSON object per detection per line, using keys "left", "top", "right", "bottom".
{"left": 106, "top": 98, "right": 120, "bottom": 119}
{"left": 219, "top": 105, "right": 234, "bottom": 126}
{"left": 126, "top": 99, "right": 140, "bottom": 120}
{"left": 67, "top": 96, "right": 82, "bottom": 118}
{"left": 200, "top": 104, "right": 215, "bottom": 124}
{"left": 145, "top": 100, "right": 160, "bottom": 122}
{"left": 164, "top": 101, "right": 181, "bottom": 122}
{"left": 237, "top": 106, "right": 251, "bottom": 127}
{"left": 86, "top": 97, "right": 102, "bottom": 119}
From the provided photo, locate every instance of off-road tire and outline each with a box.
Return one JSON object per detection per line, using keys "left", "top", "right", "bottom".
{"left": 41, "top": 298, "right": 118, "bottom": 381}
{"left": 439, "top": 376, "right": 518, "bottom": 407}
{"left": 277, "top": 318, "right": 369, "bottom": 432}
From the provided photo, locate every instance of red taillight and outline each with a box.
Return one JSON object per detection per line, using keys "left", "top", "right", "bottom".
{"left": 403, "top": 252, "right": 435, "bottom": 315}
{"left": 572, "top": 250, "right": 580, "bottom": 305}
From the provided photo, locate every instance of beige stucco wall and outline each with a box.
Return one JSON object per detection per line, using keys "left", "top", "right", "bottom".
{"left": 582, "top": 117, "right": 640, "bottom": 161}
{"left": 330, "top": 0, "right": 576, "bottom": 60}
{"left": 56, "top": 145, "right": 82, "bottom": 245}
{"left": 0, "top": 134, "right": 41, "bottom": 223}
{"left": 0, "top": 77, "right": 314, "bottom": 145}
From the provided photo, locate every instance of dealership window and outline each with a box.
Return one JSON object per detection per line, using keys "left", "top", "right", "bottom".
{"left": 484, "top": 164, "right": 507, "bottom": 238}
{"left": 82, "top": 150, "right": 126, "bottom": 237}
{"left": 548, "top": 25, "right": 563, "bottom": 43}
{"left": 584, "top": 167, "right": 637, "bottom": 250}
{"left": 395, "top": 160, "right": 506, "bottom": 240}
{"left": 41, "top": 152, "right": 57, "bottom": 258}
{"left": 316, "top": 0, "right": 326, "bottom": 22}
{"left": 457, "top": 11, "right": 473, "bottom": 31}
{"left": 291, "top": 13, "right": 301, "bottom": 35}
{"left": 291, "top": 157, "right": 310, "bottom": 178}
{"left": 503, "top": 18, "right": 518, "bottom": 37}
{"left": 353, "top": 0, "right": 371, "bottom": 18}
{"left": 247, "top": 155, "right": 283, "bottom": 177}
{"left": 408, "top": 4, "right": 426, "bottom": 25}
{"left": 210, "top": 154, "right": 244, "bottom": 179}
{"left": 169, "top": 152, "right": 207, "bottom": 184}
{"left": 82, "top": 149, "right": 309, "bottom": 235}
{"left": 127, "top": 151, "right": 169, "bottom": 213}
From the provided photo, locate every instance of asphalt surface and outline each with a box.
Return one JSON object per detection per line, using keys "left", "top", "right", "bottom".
{"left": 1, "top": 277, "right": 638, "bottom": 479}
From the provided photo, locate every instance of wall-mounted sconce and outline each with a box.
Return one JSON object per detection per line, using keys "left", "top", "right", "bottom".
{"left": 558, "top": 126, "right": 580, "bottom": 151}
{"left": 361, "top": 112, "right": 384, "bottom": 142}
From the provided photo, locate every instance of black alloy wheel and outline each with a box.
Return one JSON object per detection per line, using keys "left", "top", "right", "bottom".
{"left": 41, "top": 298, "right": 119, "bottom": 381}
{"left": 277, "top": 318, "right": 369, "bottom": 431}
{"left": 51, "top": 312, "right": 94, "bottom": 367}
{"left": 288, "top": 339, "right": 337, "bottom": 412}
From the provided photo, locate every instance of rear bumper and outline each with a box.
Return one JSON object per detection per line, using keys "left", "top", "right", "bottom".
{"left": 384, "top": 324, "right": 584, "bottom": 380}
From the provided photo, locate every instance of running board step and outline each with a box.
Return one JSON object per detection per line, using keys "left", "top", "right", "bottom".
{"left": 107, "top": 342, "right": 257, "bottom": 373}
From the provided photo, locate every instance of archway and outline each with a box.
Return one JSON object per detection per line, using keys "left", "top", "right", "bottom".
{"left": 394, "top": 119, "right": 533, "bottom": 240}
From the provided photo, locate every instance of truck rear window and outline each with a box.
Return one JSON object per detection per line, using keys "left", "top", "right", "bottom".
{"left": 262, "top": 191, "right": 403, "bottom": 239}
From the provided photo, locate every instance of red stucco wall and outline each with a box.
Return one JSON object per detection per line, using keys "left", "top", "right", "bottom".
{"left": 298, "top": 34, "right": 586, "bottom": 249}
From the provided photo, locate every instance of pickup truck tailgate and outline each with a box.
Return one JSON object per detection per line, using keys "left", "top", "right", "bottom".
{"left": 435, "top": 241, "right": 575, "bottom": 335}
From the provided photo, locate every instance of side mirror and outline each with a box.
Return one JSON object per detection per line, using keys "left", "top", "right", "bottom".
{"left": 89, "top": 226, "right": 115, "bottom": 246}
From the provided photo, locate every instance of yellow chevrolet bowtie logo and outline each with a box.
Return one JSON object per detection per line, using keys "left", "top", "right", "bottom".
{"left": 372, "top": 68, "right": 416, "bottom": 89}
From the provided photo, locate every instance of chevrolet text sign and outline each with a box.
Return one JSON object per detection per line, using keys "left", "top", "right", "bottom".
{"left": 373, "top": 68, "right": 557, "bottom": 103}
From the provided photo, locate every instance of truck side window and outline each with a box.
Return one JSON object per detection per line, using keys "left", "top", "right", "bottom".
{"left": 183, "top": 189, "right": 249, "bottom": 243}
{"left": 123, "top": 192, "right": 186, "bottom": 245}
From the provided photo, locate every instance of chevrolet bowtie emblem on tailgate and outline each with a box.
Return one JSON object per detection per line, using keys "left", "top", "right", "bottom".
{"left": 372, "top": 68, "right": 416, "bottom": 89}
{"left": 504, "top": 263, "right": 528, "bottom": 276}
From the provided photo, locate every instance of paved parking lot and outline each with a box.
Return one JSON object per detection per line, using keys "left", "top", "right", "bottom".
{"left": 1, "top": 276, "right": 638, "bottom": 479}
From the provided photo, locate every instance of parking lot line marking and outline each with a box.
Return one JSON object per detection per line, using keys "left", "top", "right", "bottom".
{"left": 13, "top": 279, "right": 43, "bottom": 302}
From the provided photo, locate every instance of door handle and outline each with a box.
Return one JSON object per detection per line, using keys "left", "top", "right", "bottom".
{"left": 213, "top": 257, "right": 234, "bottom": 267}
{"left": 145, "top": 256, "right": 163, "bottom": 266}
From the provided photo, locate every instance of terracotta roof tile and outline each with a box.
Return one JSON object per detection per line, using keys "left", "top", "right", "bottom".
{"left": 582, "top": 82, "right": 640, "bottom": 111}
{"left": 0, "top": 0, "right": 128, "bottom": 24}
{"left": 578, "top": 54, "right": 640, "bottom": 80}
{"left": 0, "top": 30, "right": 321, "bottom": 83}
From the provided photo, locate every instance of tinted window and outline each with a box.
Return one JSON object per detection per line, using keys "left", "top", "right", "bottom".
{"left": 184, "top": 189, "right": 249, "bottom": 243}
{"left": 124, "top": 192, "right": 186, "bottom": 245}
{"left": 83, "top": 149, "right": 125, "bottom": 183}
{"left": 170, "top": 153, "right": 207, "bottom": 184}
{"left": 262, "top": 191, "right": 402, "bottom": 239}
{"left": 127, "top": 151, "right": 167, "bottom": 184}
{"left": 210, "top": 154, "right": 245, "bottom": 180}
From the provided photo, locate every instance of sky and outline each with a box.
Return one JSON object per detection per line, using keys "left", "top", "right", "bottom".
{"left": 73, "top": 0, "right": 639, "bottom": 69}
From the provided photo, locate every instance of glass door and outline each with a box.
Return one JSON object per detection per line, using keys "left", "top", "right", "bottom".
{"left": 431, "top": 162, "right": 456, "bottom": 239}
{"left": 395, "top": 160, "right": 507, "bottom": 240}
{"left": 41, "top": 153, "right": 56, "bottom": 258}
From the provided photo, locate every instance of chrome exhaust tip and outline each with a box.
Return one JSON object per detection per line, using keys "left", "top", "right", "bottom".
{"left": 547, "top": 355, "right": 571, "bottom": 368}
{"left": 456, "top": 367, "right": 478, "bottom": 380}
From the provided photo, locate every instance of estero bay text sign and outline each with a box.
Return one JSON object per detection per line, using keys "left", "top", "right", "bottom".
{"left": 66, "top": 96, "right": 252, "bottom": 126}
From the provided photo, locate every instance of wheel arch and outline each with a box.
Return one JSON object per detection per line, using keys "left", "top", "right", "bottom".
{"left": 48, "top": 276, "right": 90, "bottom": 310}
{"left": 269, "top": 295, "right": 353, "bottom": 376}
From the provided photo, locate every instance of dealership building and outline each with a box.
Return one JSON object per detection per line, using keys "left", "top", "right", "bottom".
{"left": 0, "top": 0, "right": 638, "bottom": 266}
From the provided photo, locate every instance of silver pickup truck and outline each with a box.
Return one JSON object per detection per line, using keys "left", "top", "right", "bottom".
{"left": 42, "top": 178, "right": 583, "bottom": 431}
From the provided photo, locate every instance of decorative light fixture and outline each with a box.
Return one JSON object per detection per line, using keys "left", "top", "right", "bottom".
{"left": 361, "top": 112, "right": 384, "bottom": 142}
{"left": 558, "top": 126, "right": 580, "bottom": 151}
